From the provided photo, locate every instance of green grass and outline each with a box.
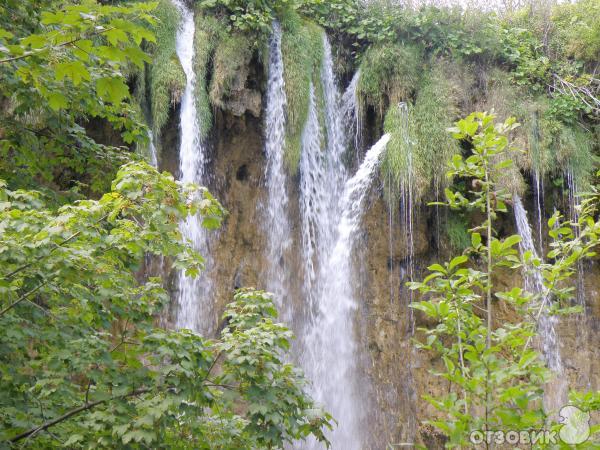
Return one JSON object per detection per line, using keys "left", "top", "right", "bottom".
{"left": 357, "top": 43, "right": 423, "bottom": 114}
{"left": 281, "top": 11, "right": 324, "bottom": 174}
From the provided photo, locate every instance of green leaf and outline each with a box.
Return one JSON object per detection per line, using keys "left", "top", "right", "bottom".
{"left": 54, "top": 61, "right": 90, "bottom": 86}
{"left": 47, "top": 92, "right": 68, "bottom": 110}
{"left": 96, "top": 77, "right": 129, "bottom": 104}
{"left": 448, "top": 255, "right": 468, "bottom": 271}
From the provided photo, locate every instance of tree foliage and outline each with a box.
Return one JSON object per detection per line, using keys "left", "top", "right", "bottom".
{"left": 0, "top": 162, "right": 332, "bottom": 448}
{"left": 410, "top": 112, "right": 600, "bottom": 447}
{"left": 0, "top": 1, "right": 157, "bottom": 195}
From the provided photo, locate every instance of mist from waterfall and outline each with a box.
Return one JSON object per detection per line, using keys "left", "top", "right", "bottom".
{"left": 262, "top": 21, "right": 292, "bottom": 311}
{"left": 302, "top": 134, "right": 391, "bottom": 449}
{"left": 172, "top": 0, "right": 213, "bottom": 333}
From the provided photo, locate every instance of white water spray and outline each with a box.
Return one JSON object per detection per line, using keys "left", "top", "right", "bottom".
{"left": 263, "top": 21, "right": 292, "bottom": 309}
{"left": 303, "top": 134, "right": 391, "bottom": 449}
{"left": 172, "top": 0, "right": 213, "bottom": 333}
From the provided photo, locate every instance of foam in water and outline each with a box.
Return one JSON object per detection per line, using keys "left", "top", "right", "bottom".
{"left": 172, "top": 0, "right": 213, "bottom": 333}
{"left": 262, "top": 21, "right": 292, "bottom": 311}
{"left": 303, "top": 134, "right": 391, "bottom": 449}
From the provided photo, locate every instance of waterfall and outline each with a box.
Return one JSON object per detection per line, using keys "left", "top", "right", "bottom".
{"left": 513, "top": 195, "right": 566, "bottom": 411}
{"left": 299, "top": 83, "right": 326, "bottom": 317}
{"left": 299, "top": 35, "right": 349, "bottom": 319}
{"left": 303, "top": 134, "right": 391, "bottom": 449}
{"left": 172, "top": 0, "right": 213, "bottom": 333}
{"left": 148, "top": 130, "right": 158, "bottom": 167}
{"left": 396, "top": 103, "right": 416, "bottom": 334}
{"left": 341, "top": 70, "right": 362, "bottom": 152}
{"left": 262, "top": 21, "right": 291, "bottom": 309}
{"left": 532, "top": 170, "right": 544, "bottom": 254}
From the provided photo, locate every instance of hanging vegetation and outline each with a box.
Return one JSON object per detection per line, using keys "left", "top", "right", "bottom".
{"left": 149, "top": 0, "right": 185, "bottom": 140}
{"left": 357, "top": 43, "right": 422, "bottom": 114}
{"left": 381, "top": 62, "right": 462, "bottom": 204}
{"left": 193, "top": 13, "right": 226, "bottom": 139}
{"left": 280, "top": 11, "right": 324, "bottom": 173}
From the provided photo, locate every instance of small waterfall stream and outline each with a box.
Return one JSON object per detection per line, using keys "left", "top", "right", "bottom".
{"left": 299, "top": 82, "right": 326, "bottom": 317}
{"left": 396, "top": 103, "right": 416, "bottom": 334}
{"left": 172, "top": 0, "right": 213, "bottom": 333}
{"left": 341, "top": 70, "right": 362, "bottom": 154}
{"left": 262, "top": 21, "right": 292, "bottom": 312}
{"left": 566, "top": 169, "right": 586, "bottom": 307}
{"left": 513, "top": 195, "right": 566, "bottom": 411}
{"left": 303, "top": 134, "right": 391, "bottom": 449}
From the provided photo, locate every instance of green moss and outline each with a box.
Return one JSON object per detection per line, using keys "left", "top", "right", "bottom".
{"left": 357, "top": 43, "right": 423, "bottom": 114}
{"left": 149, "top": 0, "right": 185, "bottom": 140}
{"left": 281, "top": 13, "right": 324, "bottom": 173}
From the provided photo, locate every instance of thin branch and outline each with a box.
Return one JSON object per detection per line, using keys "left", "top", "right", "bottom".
{"left": 0, "top": 281, "right": 48, "bottom": 317}
{"left": 0, "top": 28, "right": 115, "bottom": 65}
{"left": 9, "top": 387, "right": 151, "bottom": 443}
{"left": 3, "top": 212, "right": 110, "bottom": 281}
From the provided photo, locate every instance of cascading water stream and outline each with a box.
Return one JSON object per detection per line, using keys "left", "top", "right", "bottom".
{"left": 299, "top": 82, "right": 325, "bottom": 316}
{"left": 532, "top": 170, "right": 545, "bottom": 254}
{"left": 172, "top": 0, "right": 213, "bottom": 333}
{"left": 148, "top": 130, "right": 158, "bottom": 168}
{"left": 341, "top": 70, "right": 362, "bottom": 154}
{"left": 566, "top": 169, "right": 586, "bottom": 307}
{"left": 262, "top": 21, "right": 292, "bottom": 312}
{"left": 299, "top": 35, "right": 349, "bottom": 319}
{"left": 513, "top": 195, "right": 566, "bottom": 411}
{"left": 302, "top": 134, "right": 391, "bottom": 449}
